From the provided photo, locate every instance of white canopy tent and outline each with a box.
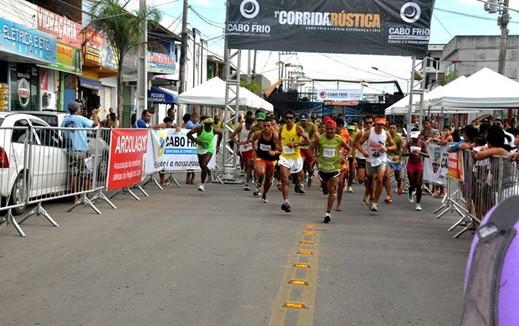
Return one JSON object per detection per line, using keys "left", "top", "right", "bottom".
{"left": 385, "top": 76, "right": 471, "bottom": 115}
{"left": 428, "top": 67, "right": 519, "bottom": 108}
{"left": 178, "top": 77, "right": 273, "bottom": 112}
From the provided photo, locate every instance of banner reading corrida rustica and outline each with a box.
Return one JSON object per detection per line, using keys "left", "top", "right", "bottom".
{"left": 227, "top": 0, "right": 435, "bottom": 56}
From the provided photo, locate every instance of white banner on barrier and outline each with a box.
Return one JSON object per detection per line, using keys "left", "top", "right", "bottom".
{"left": 423, "top": 142, "right": 449, "bottom": 186}
{"left": 145, "top": 128, "right": 217, "bottom": 174}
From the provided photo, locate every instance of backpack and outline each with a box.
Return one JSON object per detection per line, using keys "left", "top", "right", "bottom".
{"left": 460, "top": 196, "right": 519, "bottom": 326}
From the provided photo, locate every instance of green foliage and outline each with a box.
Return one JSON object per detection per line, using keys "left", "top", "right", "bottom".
{"left": 240, "top": 79, "right": 262, "bottom": 95}
{"left": 440, "top": 71, "right": 458, "bottom": 86}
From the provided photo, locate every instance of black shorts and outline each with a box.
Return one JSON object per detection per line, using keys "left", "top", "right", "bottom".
{"left": 318, "top": 171, "right": 340, "bottom": 182}
{"left": 356, "top": 158, "right": 366, "bottom": 169}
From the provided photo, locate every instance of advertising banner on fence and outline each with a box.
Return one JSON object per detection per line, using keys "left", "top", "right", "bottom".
{"left": 423, "top": 142, "right": 448, "bottom": 186}
{"left": 318, "top": 89, "right": 363, "bottom": 101}
{"left": 227, "top": 0, "right": 434, "bottom": 56}
{"left": 145, "top": 128, "right": 217, "bottom": 174}
{"left": 447, "top": 151, "right": 464, "bottom": 181}
{"left": 107, "top": 129, "right": 149, "bottom": 191}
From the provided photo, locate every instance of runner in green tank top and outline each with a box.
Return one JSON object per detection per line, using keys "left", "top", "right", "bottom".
{"left": 309, "top": 119, "right": 351, "bottom": 223}
{"left": 187, "top": 117, "right": 223, "bottom": 192}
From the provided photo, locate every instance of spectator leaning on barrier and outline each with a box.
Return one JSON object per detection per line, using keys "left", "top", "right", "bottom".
{"left": 61, "top": 100, "right": 100, "bottom": 203}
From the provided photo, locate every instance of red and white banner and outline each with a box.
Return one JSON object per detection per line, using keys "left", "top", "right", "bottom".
{"left": 106, "top": 129, "right": 149, "bottom": 190}
{"left": 447, "top": 151, "right": 464, "bottom": 181}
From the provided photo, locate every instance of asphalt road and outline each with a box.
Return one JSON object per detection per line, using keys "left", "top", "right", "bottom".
{"left": 1, "top": 174, "right": 472, "bottom": 326}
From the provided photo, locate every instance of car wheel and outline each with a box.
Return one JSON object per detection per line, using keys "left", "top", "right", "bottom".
{"left": 9, "top": 172, "right": 27, "bottom": 215}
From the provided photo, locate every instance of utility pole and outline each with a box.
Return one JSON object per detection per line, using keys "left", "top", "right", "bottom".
{"left": 498, "top": 0, "right": 509, "bottom": 74}
{"left": 179, "top": 0, "right": 189, "bottom": 93}
{"left": 136, "top": 0, "right": 148, "bottom": 117}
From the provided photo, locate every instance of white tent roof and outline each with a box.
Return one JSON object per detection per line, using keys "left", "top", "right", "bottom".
{"left": 178, "top": 77, "right": 273, "bottom": 112}
{"left": 385, "top": 76, "right": 470, "bottom": 115}
{"left": 428, "top": 67, "right": 519, "bottom": 108}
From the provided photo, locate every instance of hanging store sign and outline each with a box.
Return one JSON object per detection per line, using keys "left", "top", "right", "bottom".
{"left": 36, "top": 6, "right": 82, "bottom": 49}
{"left": 0, "top": 17, "right": 57, "bottom": 63}
{"left": 83, "top": 28, "right": 105, "bottom": 66}
{"left": 148, "top": 51, "right": 176, "bottom": 74}
{"left": 227, "top": 0, "right": 435, "bottom": 56}
{"left": 46, "top": 43, "right": 82, "bottom": 74}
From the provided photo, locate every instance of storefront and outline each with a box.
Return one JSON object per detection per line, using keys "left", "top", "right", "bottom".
{"left": 0, "top": 17, "right": 57, "bottom": 111}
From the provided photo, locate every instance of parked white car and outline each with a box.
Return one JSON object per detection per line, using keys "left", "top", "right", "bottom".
{"left": 0, "top": 112, "right": 68, "bottom": 214}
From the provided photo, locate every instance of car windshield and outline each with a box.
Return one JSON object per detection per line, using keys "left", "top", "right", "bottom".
{"left": 0, "top": 117, "right": 4, "bottom": 126}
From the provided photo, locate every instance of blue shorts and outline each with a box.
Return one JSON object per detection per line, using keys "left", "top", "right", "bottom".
{"left": 387, "top": 161, "right": 403, "bottom": 171}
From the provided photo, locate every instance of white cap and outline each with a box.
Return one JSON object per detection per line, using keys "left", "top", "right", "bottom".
{"left": 410, "top": 131, "right": 420, "bottom": 139}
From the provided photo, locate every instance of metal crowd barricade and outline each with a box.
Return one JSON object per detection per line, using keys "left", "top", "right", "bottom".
{"left": 0, "top": 126, "right": 31, "bottom": 236}
{"left": 74, "top": 127, "right": 116, "bottom": 211}
{"left": 436, "top": 149, "right": 519, "bottom": 238}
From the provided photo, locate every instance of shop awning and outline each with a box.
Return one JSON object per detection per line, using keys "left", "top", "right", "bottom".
{"left": 148, "top": 87, "right": 178, "bottom": 104}
{"left": 78, "top": 77, "right": 103, "bottom": 90}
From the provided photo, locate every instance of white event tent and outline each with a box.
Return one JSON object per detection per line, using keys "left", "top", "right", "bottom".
{"left": 428, "top": 67, "right": 519, "bottom": 108}
{"left": 178, "top": 77, "right": 273, "bottom": 112}
{"left": 385, "top": 76, "right": 470, "bottom": 115}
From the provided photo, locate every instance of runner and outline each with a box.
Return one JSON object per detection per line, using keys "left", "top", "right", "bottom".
{"left": 346, "top": 121, "right": 358, "bottom": 193}
{"left": 247, "top": 111, "right": 267, "bottom": 195}
{"left": 310, "top": 119, "right": 351, "bottom": 223}
{"left": 278, "top": 110, "right": 311, "bottom": 213}
{"left": 297, "top": 112, "right": 320, "bottom": 187}
{"left": 335, "top": 118, "right": 352, "bottom": 211}
{"left": 251, "top": 117, "right": 281, "bottom": 203}
{"left": 355, "top": 115, "right": 397, "bottom": 212}
{"left": 384, "top": 122, "right": 405, "bottom": 202}
{"left": 186, "top": 118, "right": 223, "bottom": 192}
{"left": 230, "top": 116, "right": 255, "bottom": 191}
{"left": 402, "top": 129, "right": 429, "bottom": 211}
{"left": 352, "top": 115, "right": 374, "bottom": 206}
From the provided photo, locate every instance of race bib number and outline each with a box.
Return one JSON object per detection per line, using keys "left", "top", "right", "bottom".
{"left": 283, "top": 146, "right": 295, "bottom": 154}
{"left": 323, "top": 148, "right": 335, "bottom": 158}
{"left": 410, "top": 146, "right": 421, "bottom": 153}
{"left": 260, "top": 143, "right": 272, "bottom": 151}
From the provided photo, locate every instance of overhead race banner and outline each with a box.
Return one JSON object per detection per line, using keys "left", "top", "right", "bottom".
{"left": 227, "top": 0, "right": 435, "bottom": 56}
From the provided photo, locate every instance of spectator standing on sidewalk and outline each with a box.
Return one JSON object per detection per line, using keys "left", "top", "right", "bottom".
{"left": 62, "top": 100, "right": 100, "bottom": 202}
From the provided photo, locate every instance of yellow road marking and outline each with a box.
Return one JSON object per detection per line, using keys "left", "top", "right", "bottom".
{"left": 268, "top": 219, "right": 322, "bottom": 326}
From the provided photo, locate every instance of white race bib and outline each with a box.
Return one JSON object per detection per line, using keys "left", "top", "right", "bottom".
{"left": 323, "top": 148, "right": 335, "bottom": 158}
{"left": 260, "top": 143, "right": 272, "bottom": 151}
{"left": 283, "top": 146, "right": 295, "bottom": 154}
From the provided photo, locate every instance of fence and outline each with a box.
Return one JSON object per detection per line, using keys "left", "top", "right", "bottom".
{"left": 0, "top": 125, "right": 116, "bottom": 237}
{"left": 434, "top": 150, "right": 519, "bottom": 238}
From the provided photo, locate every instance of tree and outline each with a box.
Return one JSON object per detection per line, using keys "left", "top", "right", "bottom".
{"left": 88, "top": 0, "right": 162, "bottom": 119}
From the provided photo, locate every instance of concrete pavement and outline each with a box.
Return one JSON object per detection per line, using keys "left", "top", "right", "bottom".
{"left": 0, "top": 174, "right": 472, "bottom": 325}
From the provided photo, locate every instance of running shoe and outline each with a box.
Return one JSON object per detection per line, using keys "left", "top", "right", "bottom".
{"left": 198, "top": 184, "right": 205, "bottom": 192}
{"left": 253, "top": 186, "right": 262, "bottom": 196}
{"left": 371, "top": 203, "right": 379, "bottom": 212}
{"left": 281, "top": 202, "right": 291, "bottom": 212}
{"left": 307, "top": 174, "right": 313, "bottom": 187}
{"left": 416, "top": 203, "right": 422, "bottom": 211}
{"left": 323, "top": 214, "right": 331, "bottom": 223}
{"left": 397, "top": 187, "right": 403, "bottom": 195}
{"left": 347, "top": 186, "right": 353, "bottom": 193}
{"left": 384, "top": 195, "right": 393, "bottom": 204}
{"left": 295, "top": 184, "right": 305, "bottom": 194}
{"left": 244, "top": 184, "right": 250, "bottom": 191}
{"left": 262, "top": 196, "right": 268, "bottom": 203}
{"left": 408, "top": 192, "right": 414, "bottom": 203}
{"left": 362, "top": 195, "right": 371, "bottom": 206}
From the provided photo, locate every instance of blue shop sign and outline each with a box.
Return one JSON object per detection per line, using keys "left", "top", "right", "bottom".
{"left": 0, "top": 17, "right": 57, "bottom": 64}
